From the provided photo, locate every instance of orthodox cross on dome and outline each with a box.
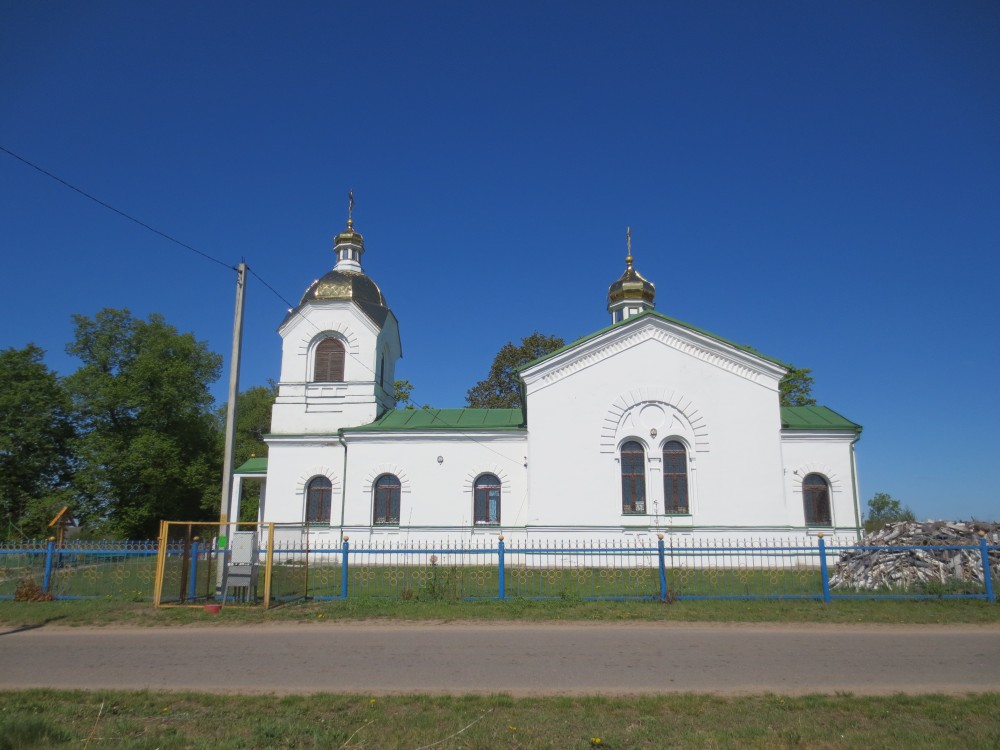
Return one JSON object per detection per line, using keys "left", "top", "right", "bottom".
{"left": 606, "top": 224, "right": 655, "bottom": 324}
{"left": 333, "top": 190, "right": 365, "bottom": 272}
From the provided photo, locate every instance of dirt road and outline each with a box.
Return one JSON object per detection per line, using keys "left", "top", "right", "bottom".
{"left": 1, "top": 621, "right": 996, "bottom": 695}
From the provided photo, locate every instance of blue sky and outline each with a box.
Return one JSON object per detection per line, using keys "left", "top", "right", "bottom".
{"left": 2, "top": 1, "right": 997, "bottom": 522}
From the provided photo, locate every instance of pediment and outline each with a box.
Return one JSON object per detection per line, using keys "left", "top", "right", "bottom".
{"left": 520, "top": 314, "right": 786, "bottom": 395}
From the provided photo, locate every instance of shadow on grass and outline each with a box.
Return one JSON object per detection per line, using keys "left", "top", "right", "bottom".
{"left": 0, "top": 616, "right": 68, "bottom": 637}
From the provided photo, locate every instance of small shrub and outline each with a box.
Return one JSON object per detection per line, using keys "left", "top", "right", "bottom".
{"left": 13, "top": 578, "right": 54, "bottom": 602}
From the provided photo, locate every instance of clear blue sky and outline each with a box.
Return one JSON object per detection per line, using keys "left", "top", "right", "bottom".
{"left": 2, "top": 2, "right": 997, "bottom": 522}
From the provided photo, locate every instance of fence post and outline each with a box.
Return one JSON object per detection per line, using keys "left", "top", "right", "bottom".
{"left": 980, "top": 531, "right": 996, "bottom": 603}
{"left": 188, "top": 537, "right": 200, "bottom": 601}
{"left": 657, "top": 534, "right": 667, "bottom": 600}
{"left": 497, "top": 536, "right": 506, "bottom": 601}
{"left": 818, "top": 534, "right": 831, "bottom": 603}
{"left": 341, "top": 536, "right": 350, "bottom": 599}
{"left": 42, "top": 536, "right": 56, "bottom": 594}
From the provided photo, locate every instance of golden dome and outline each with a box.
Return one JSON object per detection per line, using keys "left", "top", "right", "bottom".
{"left": 299, "top": 269, "right": 390, "bottom": 327}
{"left": 607, "top": 257, "right": 655, "bottom": 306}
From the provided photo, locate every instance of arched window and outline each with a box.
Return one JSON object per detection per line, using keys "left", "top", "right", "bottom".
{"left": 313, "top": 338, "right": 345, "bottom": 382}
{"left": 373, "top": 474, "right": 401, "bottom": 525}
{"left": 621, "top": 441, "right": 646, "bottom": 514}
{"left": 802, "top": 473, "right": 832, "bottom": 526}
{"left": 306, "top": 476, "right": 332, "bottom": 524}
{"left": 662, "top": 440, "right": 688, "bottom": 514}
{"left": 474, "top": 474, "right": 501, "bottom": 525}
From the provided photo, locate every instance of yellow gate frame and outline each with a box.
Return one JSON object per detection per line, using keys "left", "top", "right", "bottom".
{"left": 153, "top": 521, "right": 277, "bottom": 608}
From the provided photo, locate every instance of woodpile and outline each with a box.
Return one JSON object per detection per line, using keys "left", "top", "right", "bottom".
{"left": 829, "top": 521, "right": 1000, "bottom": 591}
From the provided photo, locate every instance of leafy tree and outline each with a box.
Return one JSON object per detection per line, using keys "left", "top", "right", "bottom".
{"left": 393, "top": 379, "right": 414, "bottom": 407}
{"left": 466, "top": 332, "right": 565, "bottom": 409}
{"left": 864, "top": 492, "right": 916, "bottom": 533}
{"left": 66, "top": 309, "right": 222, "bottom": 538}
{"left": 393, "top": 378, "right": 431, "bottom": 410}
{"left": 0, "top": 345, "right": 74, "bottom": 538}
{"left": 212, "top": 383, "right": 276, "bottom": 522}
{"left": 779, "top": 365, "right": 816, "bottom": 407}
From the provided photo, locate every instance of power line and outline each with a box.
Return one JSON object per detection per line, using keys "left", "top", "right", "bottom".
{"left": 0, "top": 145, "right": 237, "bottom": 272}
{"left": 1, "top": 143, "right": 525, "bottom": 469}
{"left": 246, "top": 264, "right": 527, "bottom": 469}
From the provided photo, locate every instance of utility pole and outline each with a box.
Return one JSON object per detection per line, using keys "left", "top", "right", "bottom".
{"left": 219, "top": 262, "right": 247, "bottom": 537}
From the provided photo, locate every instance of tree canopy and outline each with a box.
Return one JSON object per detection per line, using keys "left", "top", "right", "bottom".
{"left": 0, "top": 344, "right": 74, "bottom": 538}
{"left": 779, "top": 365, "right": 816, "bottom": 407}
{"left": 864, "top": 492, "right": 916, "bottom": 533}
{"left": 466, "top": 332, "right": 565, "bottom": 409}
{"left": 66, "top": 309, "right": 222, "bottom": 538}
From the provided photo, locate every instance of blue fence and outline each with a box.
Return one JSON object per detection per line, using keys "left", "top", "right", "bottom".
{"left": 2, "top": 535, "right": 997, "bottom": 603}
{"left": 0, "top": 539, "right": 183, "bottom": 601}
{"left": 270, "top": 534, "right": 999, "bottom": 603}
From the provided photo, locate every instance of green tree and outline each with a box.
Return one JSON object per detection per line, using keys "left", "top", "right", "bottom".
{"left": 864, "top": 492, "right": 916, "bottom": 533}
{"left": 393, "top": 378, "right": 431, "bottom": 410}
{"left": 0, "top": 345, "right": 74, "bottom": 538}
{"left": 393, "top": 379, "right": 414, "bottom": 407}
{"left": 466, "top": 332, "right": 565, "bottom": 409}
{"left": 779, "top": 365, "right": 816, "bottom": 407}
{"left": 66, "top": 309, "right": 222, "bottom": 538}
{"left": 213, "top": 383, "right": 276, "bottom": 522}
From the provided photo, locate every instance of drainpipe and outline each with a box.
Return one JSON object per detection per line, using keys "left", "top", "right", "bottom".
{"left": 338, "top": 430, "right": 348, "bottom": 532}
{"left": 849, "top": 432, "right": 862, "bottom": 542}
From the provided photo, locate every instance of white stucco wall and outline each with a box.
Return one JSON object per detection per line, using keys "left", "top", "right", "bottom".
{"left": 780, "top": 431, "right": 861, "bottom": 534}
{"left": 271, "top": 301, "right": 400, "bottom": 434}
{"left": 522, "top": 318, "right": 792, "bottom": 532}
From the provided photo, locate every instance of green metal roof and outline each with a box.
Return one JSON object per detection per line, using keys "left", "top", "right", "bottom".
{"left": 344, "top": 408, "right": 526, "bottom": 432}
{"left": 234, "top": 456, "right": 268, "bottom": 474}
{"left": 518, "top": 310, "right": 790, "bottom": 373}
{"left": 781, "top": 406, "right": 861, "bottom": 432}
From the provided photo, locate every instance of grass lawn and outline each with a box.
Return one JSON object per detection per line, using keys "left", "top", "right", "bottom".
{"left": 0, "top": 690, "right": 997, "bottom": 749}
{"left": 0, "top": 596, "right": 998, "bottom": 627}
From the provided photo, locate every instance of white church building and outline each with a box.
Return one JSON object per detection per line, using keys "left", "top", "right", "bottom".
{"left": 234, "top": 213, "right": 863, "bottom": 544}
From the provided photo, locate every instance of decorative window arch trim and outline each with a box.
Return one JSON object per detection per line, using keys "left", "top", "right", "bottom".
{"left": 293, "top": 326, "right": 360, "bottom": 382}
{"left": 363, "top": 465, "right": 412, "bottom": 494}
{"left": 295, "top": 468, "right": 341, "bottom": 497}
{"left": 792, "top": 465, "right": 841, "bottom": 493}
{"left": 601, "top": 387, "right": 710, "bottom": 454}
{"left": 463, "top": 465, "right": 511, "bottom": 493}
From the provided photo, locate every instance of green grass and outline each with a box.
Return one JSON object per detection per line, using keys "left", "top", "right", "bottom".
{"left": 0, "top": 690, "right": 996, "bottom": 749}
{"left": 1, "top": 596, "right": 997, "bottom": 628}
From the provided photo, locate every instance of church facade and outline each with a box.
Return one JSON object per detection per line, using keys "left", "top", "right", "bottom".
{"left": 235, "top": 214, "right": 863, "bottom": 543}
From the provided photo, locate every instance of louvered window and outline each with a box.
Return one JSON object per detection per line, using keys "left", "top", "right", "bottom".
{"left": 802, "top": 473, "right": 832, "bottom": 526}
{"left": 374, "top": 474, "right": 401, "bottom": 525}
{"left": 621, "top": 441, "right": 646, "bottom": 514}
{"left": 662, "top": 440, "right": 689, "bottom": 514}
{"left": 314, "top": 338, "right": 345, "bottom": 382}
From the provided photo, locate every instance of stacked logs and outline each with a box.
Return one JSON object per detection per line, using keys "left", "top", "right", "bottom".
{"left": 829, "top": 521, "right": 1000, "bottom": 591}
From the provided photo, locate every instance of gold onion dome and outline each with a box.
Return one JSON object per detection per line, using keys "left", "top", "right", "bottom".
{"left": 607, "top": 226, "right": 656, "bottom": 307}
{"left": 607, "top": 258, "right": 656, "bottom": 306}
{"left": 295, "top": 197, "right": 391, "bottom": 327}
